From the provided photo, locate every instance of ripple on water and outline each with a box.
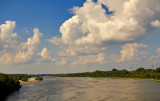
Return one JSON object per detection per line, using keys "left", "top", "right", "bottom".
{"left": 6, "top": 77, "right": 160, "bottom": 101}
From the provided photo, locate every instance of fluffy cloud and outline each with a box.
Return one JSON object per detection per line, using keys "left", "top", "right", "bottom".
{"left": 71, "top": 53, "right": 106, "bottom": 65}
{"left": 0, "top": 21, "right": 17, "bottom": 40}
{"left": 38, "top": 47, "right": 56, "bottom": 62}
{"left": 14, "top": 28, "right": 43, "bottom": 63}
{"left": 48, "top": 0, "right": 160, "bottom": 56}
{"left": 0, "top": 21, "right": 19, "bottom": 54}
{"left": 157, "top": 48, "right": 160, "bottom": 55}
{"left": 0, "top": 21, "right": 43, "bottom": 64}
{"left": 119, "top": 43, "right": 148, "bottom": 62}
{"left": 148, "top": 48, "right": 160, "bottom": 64}
{"left": 0, "top": 54, "right": 12, "bottom": 65}
{"left": 151, "top": 20, "right": 160, "bottom": 28}
{"left": 55, "top": 58, "right": 68, "bottom": 66}
{"left": 0, "top": 21, "right": 19, "bottom": 64}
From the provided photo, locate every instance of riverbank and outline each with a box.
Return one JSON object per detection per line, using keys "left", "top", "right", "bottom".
{"left": 0, "top": 73, "right": 21, "bottom": 101}
{"left": 52, "top": 67, "right": 160, "bottom": 81}
{"left": 19, "top": 78, "right": 56, "bottom": 84}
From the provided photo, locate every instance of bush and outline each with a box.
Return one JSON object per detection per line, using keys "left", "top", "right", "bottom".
{"left": 156, "top": 67, "right": 160, "bottom": 73}
{"left": 112, "top": 68, "right": 119, "bottom": 72}
{"left": 35, "top": 76, "right": 43, "bottom": 81}
{"left": 136, "top": 67, "right": 145, "bottom": 72}
{"left": 21, "top": 77, "right": 28, "bottom": 81}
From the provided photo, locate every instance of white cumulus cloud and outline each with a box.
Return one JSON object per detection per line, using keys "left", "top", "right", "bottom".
{"left": 0, "top": 21, "right": 44, "bottom": 65}
{"left": 0, "top": 21, "right": 20, "bottom": 54}
{"left": 14, "top": 28, "right": 43, "bottom": 63}
{"left": 151, "top": 20, "right": 160, "bottom": 28}
{"left": 38, "top": 47, "right": 56, "bottom": 62}
{"left": 119, "top": 43, "right": 148, "bottom": 62}
{"left": 148, "top": 48, "right": 160, "bottom": 64}
{"left": 157, "top": 48, "right": 160, "bottom": 55}
{"left": 71, "top": 53, "right": 106, "bottom": 65}
{"left": 48, "top": 0, "right": 160, "bottom": 56}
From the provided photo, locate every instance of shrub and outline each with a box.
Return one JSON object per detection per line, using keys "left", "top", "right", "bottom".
{"left": 156, "top": 67, "right": 160, "bottom": 73}
{"left": 35, "top": 76, "right": 43, "bottom": 81}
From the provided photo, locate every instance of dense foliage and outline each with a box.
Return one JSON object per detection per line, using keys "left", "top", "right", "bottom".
{"left": 0, "top": 73, "right": 23, "bottom": 101}
{"left": 52, "top": 67, "right": 160, "bottom": 80}
{"left": 35, "top": 76, "right": 43, "bottom": 81}
{"left": 11, "top": 74, "right": 29, "bottom": 81}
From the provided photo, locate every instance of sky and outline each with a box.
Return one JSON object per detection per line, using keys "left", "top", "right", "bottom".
{"left": 0, "top": 0, "right": 160, "bottom": 74}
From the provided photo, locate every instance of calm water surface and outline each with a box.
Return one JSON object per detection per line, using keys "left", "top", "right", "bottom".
{"left": 6, "top": 77, "right": 160, "bottom": 101}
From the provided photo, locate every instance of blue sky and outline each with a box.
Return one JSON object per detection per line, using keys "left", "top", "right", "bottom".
{"left": 0, "top": 0, "right": 85, "bottom": 38}
{"left": 0, "top": 0, "right": 160, "bottom": 74}
{"left": 0, "top": 0, "right": 86, "bottom": 58}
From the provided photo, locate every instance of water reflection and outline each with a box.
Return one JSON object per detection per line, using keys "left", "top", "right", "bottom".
{"left": 6, "top": 77, "right": 160, "bottom": 101}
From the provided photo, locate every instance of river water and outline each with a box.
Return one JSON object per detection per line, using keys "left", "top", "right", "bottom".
{"left": 6, "top": 77, "right": 160, "bottom": 101}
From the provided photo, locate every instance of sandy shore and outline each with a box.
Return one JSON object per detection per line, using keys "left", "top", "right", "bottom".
{"left": 44, "top": 78, "right": 56, "bottom": 81}
{"left": 19, "top": 78, "right": 56, "bottom": 84}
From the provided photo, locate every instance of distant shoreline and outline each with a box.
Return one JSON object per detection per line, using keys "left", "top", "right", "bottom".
{"left": 52, "top": 67, "right": 160, "bottom": 81}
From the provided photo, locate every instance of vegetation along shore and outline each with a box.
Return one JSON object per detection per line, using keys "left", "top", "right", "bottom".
{"left": 0, "top": 73, "right": 55, "bottom": 100}
{"left": 0, "top": 73, "right": 25, "bottom": 101}
{"left": 52, "top": 67, "right": 160, "bottom": 81}
{"left": 1, "top": 67, "right": 160, "bottom": 100}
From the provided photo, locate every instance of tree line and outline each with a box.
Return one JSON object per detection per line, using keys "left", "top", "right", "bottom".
{"left": 52, "top": 67, "right": 160, "bottom": 80}
{"left": 0, "top": 73, "right": 28, "bottom": 101}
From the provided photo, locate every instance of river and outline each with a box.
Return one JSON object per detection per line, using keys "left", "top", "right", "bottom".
{"left": 6, "top": 77, "right": 160, "bottom": 101}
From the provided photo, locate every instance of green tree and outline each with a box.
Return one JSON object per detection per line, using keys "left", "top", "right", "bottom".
{"left": 136, "top": 67, "right": 145, "bottom": 72}
{"left": 112, "top": 68, "right": 119, "bottom": 72}
{"left": 156, "top": 67, "right": 160, "bottom": 73}
{"left": 35, "top": 76, "right": 43, "bottom": 81}
{"left": 0, "top": 73, "right": 21, "bottom": 101}
{"left": 21, "top": 77, "right": 28, "bottom": 81}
